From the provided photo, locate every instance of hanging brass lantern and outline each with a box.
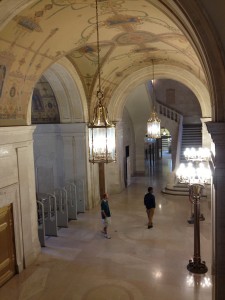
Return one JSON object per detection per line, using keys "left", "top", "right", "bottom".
{"left": 147, "top": 60, "right": 161, "bottom": 139}
{"left": 88, "top": 0, "right": 116, "bottom": 163}
{"left": 88, "top": 91, "right": 116, "bottom": 163}
{"left": 147, "top": 110, "right": 161, "bottom": 139}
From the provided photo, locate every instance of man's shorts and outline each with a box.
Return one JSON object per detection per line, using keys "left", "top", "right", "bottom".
{"left": 102, "top": 217, "right": 111, "bottom": 226}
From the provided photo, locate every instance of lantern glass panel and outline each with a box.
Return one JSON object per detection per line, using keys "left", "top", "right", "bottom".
{"left": 88, "top": 126, "right": 116, "bottom": 163}
{"left": 147, "top": 120, "right": 161, "bottom": 139}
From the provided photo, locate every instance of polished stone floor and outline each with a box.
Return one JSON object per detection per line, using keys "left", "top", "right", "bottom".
{"left": 0, "top": 154, "right": 213, "bottom": 300}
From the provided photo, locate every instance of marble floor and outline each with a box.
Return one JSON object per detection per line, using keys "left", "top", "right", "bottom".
{"left": 0, "top": 154, "right": 213, "bottom": 300}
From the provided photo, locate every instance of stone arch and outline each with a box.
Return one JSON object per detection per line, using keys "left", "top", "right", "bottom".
{"left": 0, "top": 0, "right": 36, "bottom": 30}
{"left": 160, "top": 0, "right": 225, "bottom": 121}
{"left": 27, "top": 57, "right": 88, "bottom": 124}
{"left": 108, "top": 64, "right": 211, "bottom": 122}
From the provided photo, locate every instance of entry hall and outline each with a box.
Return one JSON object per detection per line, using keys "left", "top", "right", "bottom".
{"left": 0, "top": 154, "right": 212, "bottom": 300}
{"left": 0, "top": 1, "right": 225, "bottom": 300}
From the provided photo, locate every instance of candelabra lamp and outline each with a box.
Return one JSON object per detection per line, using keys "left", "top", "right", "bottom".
{"left": 183, "top": 147, "right": 211, "bottom": 223}
{"left": 187, "top": 183, "right": 208, "bottom": 274}
{"left": 176, "top": 155, "right": 211, "bottom": 274}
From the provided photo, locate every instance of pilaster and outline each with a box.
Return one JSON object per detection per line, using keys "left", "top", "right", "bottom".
{"left": 105, "top": 122, "right": 125, "bottom": 194}
{"left": 201, "top": 117, "right": 212, "bottom": 148}
{"left": 206, "top": 122, "right": 225, "bottom": 300}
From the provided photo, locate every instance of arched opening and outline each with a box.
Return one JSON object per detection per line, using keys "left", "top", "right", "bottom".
{"left": 1, "top": 0, "right": 225, "bottom": 298}
{"left": 31, "top": 61, "right": 90, "bottom": 244}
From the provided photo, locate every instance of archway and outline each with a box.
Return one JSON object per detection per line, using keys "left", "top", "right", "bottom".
{"left": 1, "top": 1, "right": 225, "bottom": 298}
{"left": 108, "top": 64, "right": 211, "bottom": 122}
{"left": 31, "top": 59, "right": 90, "bottom": 233}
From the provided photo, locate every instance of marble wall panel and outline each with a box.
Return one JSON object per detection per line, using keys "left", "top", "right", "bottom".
{"left": 0, "top": 146, "right": 18, "bottom": 189}
{"left": 0, "top": 126, "right": 40, "bottom": 273}
{"left": 33, "top": 123, "right": 89, "bottom": 206}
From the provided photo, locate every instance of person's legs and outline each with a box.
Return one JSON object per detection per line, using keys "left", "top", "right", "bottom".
{"left": 102, "top": 218, "right": 111, "bottom": 238}
{"left": 102, "top": 219, "right": 107, "bottom": 234}
{"left": 149, "top": 208, "right": 155, "bottom": 227}
{"left": 146, "top": 209, "right": 151, "bottom": 227}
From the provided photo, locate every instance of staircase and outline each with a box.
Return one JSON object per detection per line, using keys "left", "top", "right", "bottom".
{"left": 161, "top": 124, "right": 203, "bottom": 196}
{"left": 180, "top": 124, "right": 202, "bottom": 162}
{"left": 162, "top": 137, "right": 169, "bottom": 152}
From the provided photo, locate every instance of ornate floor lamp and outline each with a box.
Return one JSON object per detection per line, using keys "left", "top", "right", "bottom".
{"left": 176, "top": 152, "right": 211, "bottom": 274}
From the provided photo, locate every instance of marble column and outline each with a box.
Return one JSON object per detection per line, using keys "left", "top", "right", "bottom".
{"left": 206, "top": 122, "right": 225, "bottom": 300}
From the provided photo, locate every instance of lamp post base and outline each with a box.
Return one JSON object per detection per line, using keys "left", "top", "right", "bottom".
{"left": 187, "top": 259, "right": 208, "bottom": 274}
{"left": 187, "top": 213, "right": 205, "bottom": 224}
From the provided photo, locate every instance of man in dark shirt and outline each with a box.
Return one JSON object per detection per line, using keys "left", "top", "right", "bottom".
{"left": 144, "top": 186, "right": 156, "bottom": 229}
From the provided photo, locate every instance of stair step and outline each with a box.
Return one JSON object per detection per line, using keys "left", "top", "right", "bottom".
{"left": 161, "top": 188, "right": 189, "bottom": 196}
{"left": 165, "top": 186, "right": 188, "bottom": 192}
{"left": 180, "top": 125, "right": 202, "bottom": 161}
{"left": 172, "top": 185, "right": 189, "bottom": 190}
{"left": 162, "top": 186, "right": 207, "bottom": 197}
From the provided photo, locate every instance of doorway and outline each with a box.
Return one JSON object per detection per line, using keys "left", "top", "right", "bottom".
{"left": 0, "top": 204, "right": 16, "bottom": 287}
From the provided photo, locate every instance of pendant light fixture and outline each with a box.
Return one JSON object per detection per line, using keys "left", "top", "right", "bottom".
{"left": 147, "top": 60, "right": 161, "bottom": 139}
{"left": 88, "top": 0, "right": 116, "bottom": 163}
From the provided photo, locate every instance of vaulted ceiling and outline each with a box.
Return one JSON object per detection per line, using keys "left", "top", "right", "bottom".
{"left": 0, "top": 0, "right": 210, "bottom": 124}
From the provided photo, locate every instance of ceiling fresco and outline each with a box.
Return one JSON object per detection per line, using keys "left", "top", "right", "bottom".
{"left": 0, "top": 0, "right": 206, "bottom": 124}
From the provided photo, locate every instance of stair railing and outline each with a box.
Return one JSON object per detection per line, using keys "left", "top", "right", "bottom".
{"left": 146, "top": 81, "right": 182, "bottom": 124}
{"left": 156, "top": 100, "right": 182, "bottom": 124}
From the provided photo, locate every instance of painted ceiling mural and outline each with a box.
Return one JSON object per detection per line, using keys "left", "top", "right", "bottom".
{"left": 0, "top": 0, "right": 206, "bottom": 125}
{"left": 31, "top": 76, "right": 60, "bottom": 124}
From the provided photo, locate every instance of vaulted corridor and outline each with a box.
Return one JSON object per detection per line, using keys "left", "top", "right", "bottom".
{"left": 0, "top": 155, "right": 212, "bottom": 300}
